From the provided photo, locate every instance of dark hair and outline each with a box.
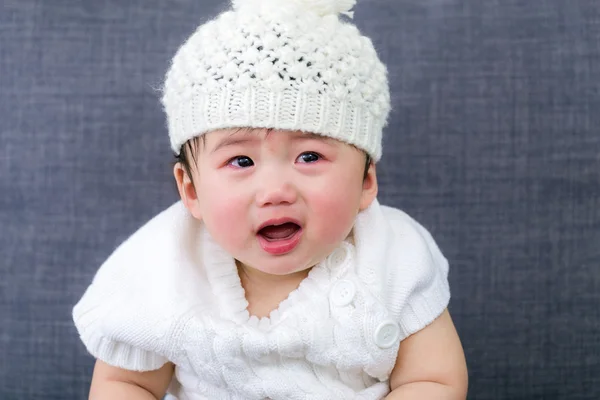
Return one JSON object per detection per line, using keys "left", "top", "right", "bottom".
{"left": 175, "top": 136, "right": 372, "bottom": 185}
{"left": 175, "top": 137, "right": 203, "bottom": 186}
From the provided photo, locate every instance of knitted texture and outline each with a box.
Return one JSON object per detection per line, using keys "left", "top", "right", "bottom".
{"left": 73, "top": 201, "right": 450, "bottom": 399}
{"left": 161, "top": 0, "right": 390, "bottom": 160}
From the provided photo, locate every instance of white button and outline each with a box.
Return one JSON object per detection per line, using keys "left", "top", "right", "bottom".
{"left": 374, "top": 320, "right": 400, "bottom": 349}
{"left": 330, "top": 280, "right": 356, "bottom": 307}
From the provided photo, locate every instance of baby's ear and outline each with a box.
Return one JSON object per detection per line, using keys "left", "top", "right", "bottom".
{"left": 359, "top": 162, "right": 378, "bottom": 211}
{"left": 173, "top": 163, "right": 202, "bottom": 220}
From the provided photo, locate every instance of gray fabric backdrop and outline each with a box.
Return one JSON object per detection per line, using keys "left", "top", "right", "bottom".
{"left": 1, "top": 0, "right": 599, "bottom": 399}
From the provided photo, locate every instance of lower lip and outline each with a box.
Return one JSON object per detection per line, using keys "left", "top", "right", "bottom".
{"left": 257, "top": 228, "right": 303, "bottom": 255}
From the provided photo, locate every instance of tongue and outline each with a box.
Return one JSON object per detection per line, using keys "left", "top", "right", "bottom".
{"left": 259, "top": 223, "right": 299, "bottom": 240}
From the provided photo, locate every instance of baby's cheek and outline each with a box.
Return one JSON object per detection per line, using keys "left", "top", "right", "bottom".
{"left": 310, "top": 192, "right": 358, "bottom": 245}
{"left": 203, "top": 196, "right": 248, "bottom": 247}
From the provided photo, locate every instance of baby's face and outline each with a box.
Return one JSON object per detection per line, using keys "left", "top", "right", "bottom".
{"left": 178, "top": 128, "right": 377, "bottom": 276}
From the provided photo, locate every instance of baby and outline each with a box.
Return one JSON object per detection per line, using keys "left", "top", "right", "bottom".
{"left": 73, "top": 0, "right": 468, "bottom": 399}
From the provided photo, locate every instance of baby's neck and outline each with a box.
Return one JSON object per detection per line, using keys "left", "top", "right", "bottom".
{"left": 236, "top": 261, "right": 311, "bottom": 319}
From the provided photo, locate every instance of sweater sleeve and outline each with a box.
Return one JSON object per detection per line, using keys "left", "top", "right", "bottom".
{"left": 73, "top": 276, "right": 170, "bottom": 372}
{"left": 377, "top": 206, "right": 451, "bottom": 340}
{"left": 72, "top": 202, "right": 200, "bottom": 372}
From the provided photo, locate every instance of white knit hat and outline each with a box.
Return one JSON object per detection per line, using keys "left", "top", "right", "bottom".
{"left": 161, "top": 0, "right": 391, "bottom": 161}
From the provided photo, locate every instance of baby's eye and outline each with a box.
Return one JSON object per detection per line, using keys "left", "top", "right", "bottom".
{"left": 296, "top": 152, "right": 321, "bottom": 163}
{"left": 228, "top": 156, "right": 254, "bottom": 168}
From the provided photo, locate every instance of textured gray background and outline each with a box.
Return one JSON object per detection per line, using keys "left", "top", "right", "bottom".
{"left": 1, "top": 0, "right": 600, "bottom": 399}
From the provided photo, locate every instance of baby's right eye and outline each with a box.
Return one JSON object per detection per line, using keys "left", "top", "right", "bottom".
{"left": 228, "top": 156, "right": 254, "bottom": 168}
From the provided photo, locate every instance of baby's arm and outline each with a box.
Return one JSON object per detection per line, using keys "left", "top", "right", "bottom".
{"left": 386, "top": 309, "right": 468, "bottom": 399}
{"left": 89, "top": 360, "right": 174, "bottom": 400}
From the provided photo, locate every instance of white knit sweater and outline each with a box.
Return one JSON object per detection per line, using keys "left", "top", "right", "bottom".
{"left": 73, "top": 199, "right": 450, "bottom": 400}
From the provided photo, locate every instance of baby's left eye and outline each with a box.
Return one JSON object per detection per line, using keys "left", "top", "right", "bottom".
{"left": 296, "top": 152, "right": 321, "bottom": 163}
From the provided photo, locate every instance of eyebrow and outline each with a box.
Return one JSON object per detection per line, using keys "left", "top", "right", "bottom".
{"left": 209, "top": 130, "right": 335, "bottom": 154}
{"left": 210, "top": 135, "right": 259, "bottom": 154}
{"left": 291, "top": 132, "right": 335, "bottom": 143}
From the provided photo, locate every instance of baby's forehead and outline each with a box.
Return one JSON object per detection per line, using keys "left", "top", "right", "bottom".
{"left": 206, "top": 127, "right": 341, "bottom": 145}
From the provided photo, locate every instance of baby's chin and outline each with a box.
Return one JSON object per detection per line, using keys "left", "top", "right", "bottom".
{"left": 235, "top": 254, "right": 323, "bottom": 277}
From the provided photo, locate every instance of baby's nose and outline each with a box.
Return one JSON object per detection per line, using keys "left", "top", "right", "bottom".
{"left": 255, "top": 175, "right": 298, "bottom": 207}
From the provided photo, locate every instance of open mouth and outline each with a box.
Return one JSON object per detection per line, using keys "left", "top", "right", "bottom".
{"left": 258, "top": 222, "right": 301, "bottom": 241}
{"left": 257, "top": 220, "right": 303, "bottom": 255}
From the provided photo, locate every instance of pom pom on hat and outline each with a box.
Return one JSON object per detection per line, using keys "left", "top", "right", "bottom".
{"left": 162, "top": 0, "right": 390, "bottom": 161}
